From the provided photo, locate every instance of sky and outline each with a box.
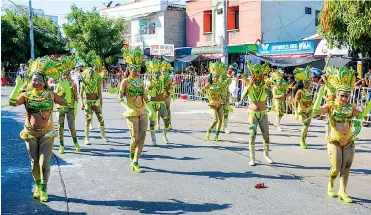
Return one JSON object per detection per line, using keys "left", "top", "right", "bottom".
{"left": 3, "top": 0, "right": 186, "bottom": 27}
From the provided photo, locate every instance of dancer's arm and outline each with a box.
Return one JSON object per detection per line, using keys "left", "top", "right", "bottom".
{"left": 294, "top": 90, "right": 302, "bottom": 119}
{"left": 79, "top": 84, "right": 85, "bottom": 110}
{"left": 118, "top": 79, "right": 137, "bottom": 116}
{"left": 9, "top": 76, "right": 25, "bottom": 106}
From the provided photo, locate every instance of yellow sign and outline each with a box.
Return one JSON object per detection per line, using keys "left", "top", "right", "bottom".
{"left": 357, "top": 61, "right": 362, "bottom": 79}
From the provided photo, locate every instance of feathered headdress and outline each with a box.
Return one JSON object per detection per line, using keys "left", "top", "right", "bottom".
{"left": 86, "top": 54, "right": 103, "bottom": 70}
{"left": 324, "top": 66, "right": 356, "bottom": 92}
{"left": 58, "top": 56, "right": 76, "bottom": 74}
{"left": 209, "top": 62, "right": 226, "bottom": 76}
{"left": 294, "top": 66, "right": 311, "bottom": 82}
{"left": 145, "top": 58, "right": 161, "bottom": 73}
{"left": 161, "top": 61, "right": 172, "bottom": 72}
{"left": 122, "top": 46, "right": 143, "bottom": 70}
{"left": 28, "top": 56, "right": 60, "bottom": 82}
{"left": 246, "top": 61, "right": 270, "bottom": 76}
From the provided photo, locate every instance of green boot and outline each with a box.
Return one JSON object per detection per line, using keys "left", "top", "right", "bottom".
{"left": 214, "top": 131, "right": 220, "bottom": 142}
{"left": 73, "top": 138, "right": 80, "bottom": 151}
{"left": 328, "top": 178, "right": 335, "bottom": 198}
{"left": 129, "top": 152, "right": 134, "bottom": 163}
{"left": 33, "top": 180, "right": 41, "bottom": 199}
{"left": 40, "top": 184, "right": 48, "bottom": 202}
{"left": 131, "top": 162, "right": 142, "bottom": 173}
{"left": 206, "top": 131, "right": 211, "bottom": 141}
{"left": 59, "top": 141, "right": 65, "bottom": 154}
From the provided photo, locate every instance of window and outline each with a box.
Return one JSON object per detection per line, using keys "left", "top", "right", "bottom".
{"left": 227, "top": 6, "right": 239, "bottom": 30}
{"left": 149, "top": 22, "right": 156, "bottom": 34}
{"left": 139, "top": 19, "right": 155, "bottom": 35}
{"left": 203, "top": 10, "right": 212, "bottom": 33}
{"left": 315, "top": 10, "right": 320, "bottom": 26}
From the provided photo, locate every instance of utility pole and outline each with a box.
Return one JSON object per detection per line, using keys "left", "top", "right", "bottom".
{"left": 28, "top": 0, "right": 35, "bottom": 60}
{"left": 221, "top": 0, "right": 228, "bottom": 66}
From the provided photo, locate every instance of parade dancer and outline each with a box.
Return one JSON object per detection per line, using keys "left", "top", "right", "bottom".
{"left": 201, "top": 62, "right": 226, "bottom": 141}
{"left": 118, "top": 46, "right": 148, "bottom": 173}
{"left": 221, "top": 66, "right": 233, "bottom": 134}
{"left": 241, "top": 62, "right": 273, "bottom": 166}
{"left": 272, "top": 78, "right": 287, "bottom": 131}
{"left": 310, "top": 66, "right": 371, "bottom": 203}
{"left": 293, "top": 66, "right": 312, "bottom": 149}
{"left": 8, "top": 57, "right": 65, "bottom": 202}
{"left": 79, "top": 65, "right": 108, "bottom": 145}
{"left": 156, "top": 62, "right": 174, "bottom": 130}
{"left": 55, "top": 56, "right": 80, "bottom": 154}
{"left": 146, "top": 59, "right": 171, "bottom": 146}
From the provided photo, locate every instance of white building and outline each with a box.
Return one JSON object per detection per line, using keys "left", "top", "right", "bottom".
{"left": 33, "top": 8, "right": 58, "bottom": 25}
{"left": 100, "top": 0, "right": 186, "bottom": 49}
{"left": 261, "top": 0, "right": 324, "bottom": 42}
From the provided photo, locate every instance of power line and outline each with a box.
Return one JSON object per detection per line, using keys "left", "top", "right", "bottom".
{"left": 259, "top": 1, "right": 323, "bottom": 35}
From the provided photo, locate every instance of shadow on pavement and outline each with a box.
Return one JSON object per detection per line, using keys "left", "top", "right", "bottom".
{"left": 50, "top": 196, "right": 231, "bottom": 214}
{"left": 1, "top": 110, "right": 73, "bottom": 214}
{"left": 143, "top": 167, "right": 298, "bottom": 181}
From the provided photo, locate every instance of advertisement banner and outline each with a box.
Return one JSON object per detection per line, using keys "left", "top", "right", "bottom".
{"left": 150, "top": 44, "right": 174, "bottom": 56}
{"left": 258, "top": 40, "right": 315, "bottom": 56}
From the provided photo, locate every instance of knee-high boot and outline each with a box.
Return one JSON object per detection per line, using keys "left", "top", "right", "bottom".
{"left": 150, "top": 130, "right": 156, "bottom": 146}
{"left": 263, "top": 141, "right": 273, "bottom": 164}
{"left": 328, "top": 175, "right": 336, "bottom": 198}
{"left": 338, "top": 175, "right": 352, "bottom": 203}
{"left": 100, "top": 125, "right": 108, "bottom": 142}
{"left": 249, "top": 143, "right": 256, "bottom": 166}
{"left": 300, "top": 126, "right": 309, "bottom": 149}
{"left": 162, "top": 128, "right": 169, "bottom": 144}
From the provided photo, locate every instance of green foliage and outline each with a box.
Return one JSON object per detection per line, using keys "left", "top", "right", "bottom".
{"left": 63, "top": 5, "right": 125, "bottom": 65}
{"left": 1, "top": 6, "right": 66, "bottom": 72}
{"left": 317, "top": 0, "right": 371, "bottom": 57}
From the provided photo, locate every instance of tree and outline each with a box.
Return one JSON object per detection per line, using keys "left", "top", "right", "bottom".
{"left": 1, "top": 6, "right": 66, "bottom": 72}
{"left": 63, "top": 5, "right": 125, "bottom": 64}
{"left": 317, "top": 0, "right": 371, "bottom": 58}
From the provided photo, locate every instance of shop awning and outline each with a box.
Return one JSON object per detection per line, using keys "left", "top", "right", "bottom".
{"left": 254, "top": 53, "right": 326, "bottom": 68}
{"left": 174, "top": 47, "right": 192, "bottom": 56}
{"left": 191, "top": 46, "right": 221, "bottom": 55}
{"left": 228, "top": 44, "right": 258, "bottom": 54}
{"left": 162, "top": 54, "right": 199, "bottom": 63}
{"left": 191, "top": 44, "right": 258, "bottom": 55}
{"left": 327, "top": 57, "right": 351, "bottom": 66}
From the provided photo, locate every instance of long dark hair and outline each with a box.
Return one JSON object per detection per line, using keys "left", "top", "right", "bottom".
{"left": 208, "top": 73, "right": 213, "bottom": 84}
{"left": 293, "top": 80, "right": 303, "bottom": 96}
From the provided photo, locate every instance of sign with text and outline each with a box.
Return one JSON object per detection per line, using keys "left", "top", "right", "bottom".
{"left": 150, "top": 44, "right": 174, "bottom": 56}
{"left": 258, "top": 40, "right": 315, "bottom": 56}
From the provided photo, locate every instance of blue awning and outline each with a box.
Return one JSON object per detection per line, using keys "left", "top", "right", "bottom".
{"left": 174, "top": 47, "right": 192, "bottom": 56}
{"left": 162, "top": 54, "right": 199, "bottom": 63}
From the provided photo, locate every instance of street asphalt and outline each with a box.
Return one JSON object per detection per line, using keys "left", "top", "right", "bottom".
{"left": 1, "top": 86, "right": 371, "bottom": 214}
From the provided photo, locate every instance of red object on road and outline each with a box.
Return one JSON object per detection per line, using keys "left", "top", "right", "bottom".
{"left": 180, "top": 94, "right": 188, "bottom": 100}
{"left": 1, "top": 77, "right": 9, "bottom": 86}
{"left": 255, "top": 183, "right": 266, "bottom": 189}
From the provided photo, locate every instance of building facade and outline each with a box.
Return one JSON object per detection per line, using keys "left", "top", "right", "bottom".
{"left": 186, "top": 0, "right": 323, "bottom": 48}
{"left": 100, "top": 0, "right": 186, "bottom": 50}
{"left": 33, "top": 9, "right": 58, "bottom": 25}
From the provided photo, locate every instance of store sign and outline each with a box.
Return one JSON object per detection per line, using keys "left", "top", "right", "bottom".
{"left": 150, "top": 44, "right": 174, "bottom": 56}
{"left": 258, "top": 40, "right": 315, "bottom": 56}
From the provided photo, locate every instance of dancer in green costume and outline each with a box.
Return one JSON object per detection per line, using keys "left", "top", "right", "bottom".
{"left": 80, "top": 65, "right": 108, "bottom": 145}
{"left": 200, "top": 62, "right": 226, "bottom": 142}
{"left": 55, "top": 56, "right": 80, "bottom": 154}
{"left": 241, "top": 62, "right": 273, "bottom": 166}
{"left": 118, "top": 46, "right": 149, "bottom": 173}
{"left": 293, "top": 66, "right": 312, "bottom": 149}
{"left": 146, "top": 59, "right": 171, "bottom": 146}
{"left": 156, "top": 63, "right": 175, "bottom": 130}
{"left": 9, "top": 57, "right": 66, "bottom": 202}
{"left": 220, "top": 65, "right": 233, "bottom": 134}
{"left": 309, "top": 66, "right": 371, "bottom": 203}
{"left": 272, "top": 78, "right": 287, "bottom": 131}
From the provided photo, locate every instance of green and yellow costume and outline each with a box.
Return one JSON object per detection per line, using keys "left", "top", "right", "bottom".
{"left": 272, "top": 77, "right": 287, "bottom": 131}
{"left": 157, "top": 61, "right": 175, "bottom": 130}
{"left": 241, "top": 62, "right": 273, "bottom": 166}
{"left": 80, "top": 64, "right": 107, "bottom": 145}
{"left": 293, "top": 66, "right": 312, "bottom": 149}
{"left": 119, "top": 46, "right": 148, "bottom": 173}
{"left": 311, "top": 66, "right": 371, "bottom": 203}
{"left": 146, "top": 59, "right": 171, "bottom": 145}
{"left": 221, "top": 65, "right": 233, "bottom": 134}
{"left": 8, "top": 56, "right": 64, "bottom": 202}
{"left": 201, "top": 62, "right": 226, "bottom": 141}
{"left": 55, "top": 56, "right": 80, "bottom": 154}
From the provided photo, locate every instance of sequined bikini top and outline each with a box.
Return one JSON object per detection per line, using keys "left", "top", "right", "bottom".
{"left": 24, "top": 90, "right": 54, "bottom": 113}
{"left": 329, "top": 101, "right": 354, "bottom": 123}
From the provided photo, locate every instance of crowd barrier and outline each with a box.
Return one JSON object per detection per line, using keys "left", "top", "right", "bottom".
{"left": 4, "top": 72, "right": 371, "bottom": 123}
